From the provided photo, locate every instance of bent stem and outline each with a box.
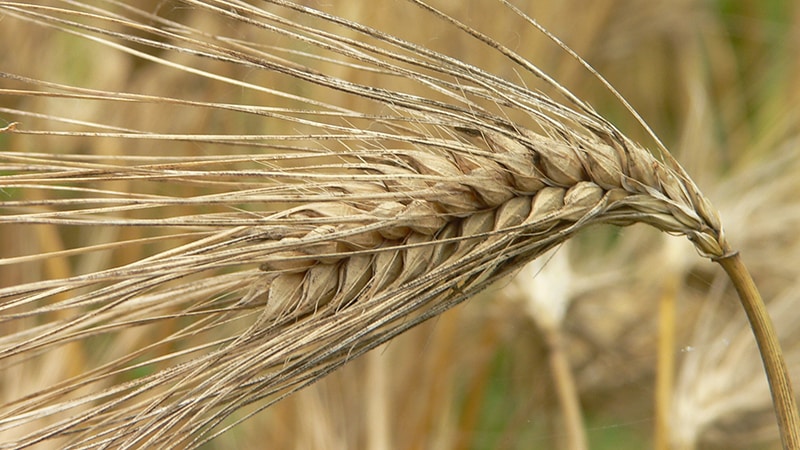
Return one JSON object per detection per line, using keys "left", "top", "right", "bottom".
{"left": 717, "top": 252, "right": 800, "bottom": 449}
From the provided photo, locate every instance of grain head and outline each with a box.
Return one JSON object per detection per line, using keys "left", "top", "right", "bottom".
{"left": 0, "top": 1, "right": 790, "bottom": 449}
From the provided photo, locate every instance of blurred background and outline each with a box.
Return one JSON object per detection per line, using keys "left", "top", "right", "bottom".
{"left": 1, "top": 1, "right": 799, "bottom": 448}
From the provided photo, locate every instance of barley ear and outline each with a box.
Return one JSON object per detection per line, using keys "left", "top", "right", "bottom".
{"left": 0, "top": 1, "right": 799, "bottom": 448}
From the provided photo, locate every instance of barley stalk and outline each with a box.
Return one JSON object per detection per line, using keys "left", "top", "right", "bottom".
{"left": 508, "top": 245, "right": 591, "bottom": 450}
{"left": 671, "top": 270, "right": 800, "bottom": 448}
{"left": 0, "top": 1, "right": 796, "bottom": 448}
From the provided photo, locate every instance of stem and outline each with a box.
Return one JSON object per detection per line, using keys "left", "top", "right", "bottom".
{"left": 655, "top": 275, "right": 678, "bottom": 450}
{"left": 365, "top": 350, "right": 390, "bottom": 450}
{"left": 543, "top": 326, "right": 588, "bottom": 450}
{"left": 717, "top": 252, "right": 800, "bottom": 449}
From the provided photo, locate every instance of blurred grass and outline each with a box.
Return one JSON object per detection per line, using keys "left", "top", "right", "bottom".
{"left": 1, "top": 0, "right": 799, "bottom": 449}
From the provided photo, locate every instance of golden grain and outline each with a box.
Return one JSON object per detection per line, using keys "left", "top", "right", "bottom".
{"left": 0, "top": 0, "right": 793, "bottom": 448}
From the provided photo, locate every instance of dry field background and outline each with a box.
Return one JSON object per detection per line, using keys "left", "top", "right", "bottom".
{"left": 1, "top": 1, "right": 800, "bottom": 449}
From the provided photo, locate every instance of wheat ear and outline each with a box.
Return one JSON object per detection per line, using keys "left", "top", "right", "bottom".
{"left": 0, "top": 1, "right": 797, "bottom": 448}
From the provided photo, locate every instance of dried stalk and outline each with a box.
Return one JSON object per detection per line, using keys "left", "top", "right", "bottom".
{"left": 0, "top": 1, "right": 797, "bottom": 448}
{"left": 717, "top": 253, "right": 800, "bottom": 448}
{"left": 511, "top": 246, "right": 589, "bottom": 450}
{"left": 655, "top": 238, "right": 683, "bottom": 450}
{"left": 671, "top": 266, "right": 800, "bottom": 448}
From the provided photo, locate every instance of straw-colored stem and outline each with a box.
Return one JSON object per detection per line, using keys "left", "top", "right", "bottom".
{"left": 655, "top": 275, "right": 678, "bottom": 450}
{"left": 365, "top": 350, "right": 390, "bottom": 450}
{"left": 454, "top": 325, "right": 498, "bottom": 450}
{"left": 717, "top": 252, "right": 800, "bottom": 449}
{"left": 542, "top": 325, "right": 588, "bottom": 450}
